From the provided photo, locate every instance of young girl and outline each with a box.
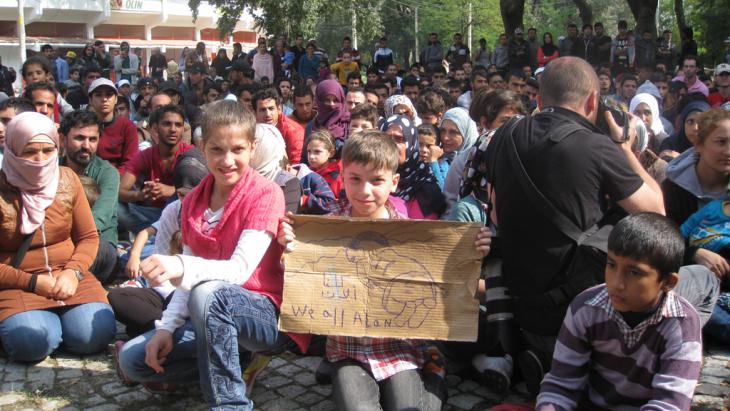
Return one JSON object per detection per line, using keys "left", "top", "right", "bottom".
{"left": 118, "top": 100, "right": 310, "bottom": 405}
{"left": 21, "top": 56, "right": 73, "bottom": 120}
{"left": 417, "top": 124, "right": 447, "bottom": 189}
{"left": 307, "top": 129, "right": 343, "bottom": 198}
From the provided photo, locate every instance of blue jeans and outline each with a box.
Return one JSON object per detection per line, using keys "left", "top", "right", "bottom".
{"left": 119, "top": 281, "right": 291, "bottom": 410}
{"left": 0, "top": 302, "right": 116, "bottom": 363}
{"left": 117, "top": 202, "right": 163, "bottom": 234}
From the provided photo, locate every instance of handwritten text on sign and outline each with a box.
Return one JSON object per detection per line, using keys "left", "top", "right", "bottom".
{"left": 278, "top": 216, "right": 482, "bottom": 341}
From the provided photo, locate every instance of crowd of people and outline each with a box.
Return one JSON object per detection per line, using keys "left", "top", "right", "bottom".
{"left": 0, "top": 19, "right": 729, "bottom": 411}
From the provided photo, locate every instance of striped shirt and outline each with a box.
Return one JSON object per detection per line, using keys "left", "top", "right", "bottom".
{"left": 536, "top": 284, "right": 702, "bottom": 411}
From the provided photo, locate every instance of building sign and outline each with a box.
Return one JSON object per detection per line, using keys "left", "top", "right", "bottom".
{"left": 110, "top": 0, "right": 144, "bottom": 10}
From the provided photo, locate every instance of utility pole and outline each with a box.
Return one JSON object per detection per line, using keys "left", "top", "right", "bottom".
{"left": 414, "top": 6, "right": 419, "bottom": 60}
{"left": 18, "top": 0, "right": 26, "bottom": 64}
{"left": 352, "top": 8, "right": 358, "bottom": 50}
{"left": 468, "top": 2, "right": 473, "bottom": 54}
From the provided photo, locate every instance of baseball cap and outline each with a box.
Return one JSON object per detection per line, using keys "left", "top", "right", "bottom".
{"left": 190, "top": 62, "right": 207, "bottom": 74}
{"left": 716, "top": 63, "right": 730, "bottom": 75}
{"left": 88, "top": 78, "right": 118, "bottom": 96}
{"left": 65, "top": 51, "right": 77, "bottom": 59}
{"left": 137, "top": 77, "right": 155, "bottom": 89}
{"left": 116, "top": 79, "right": 131, "bottom": 88}
{"left": 515, "top": 27, "right": 524, "bottom": 35}
{"left": 159, "top": 80, "right": 180, "bottom": 94}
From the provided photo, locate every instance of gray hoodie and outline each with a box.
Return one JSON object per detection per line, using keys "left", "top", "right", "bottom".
{"left": 665, "top": 148, "right": 725, "bottom": 207}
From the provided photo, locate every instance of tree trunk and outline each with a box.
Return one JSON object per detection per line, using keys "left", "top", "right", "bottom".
{"left": 572, "top": 0, "right": 593, "bottom": 27}
{"left": 627, "top": 0, "right": 658, "bottom": 38}
{"left": 500, "top": 0, "right": 525, "bottom": 38}
{"left": 674, "top": 0, "right": 688, "bottom": 34}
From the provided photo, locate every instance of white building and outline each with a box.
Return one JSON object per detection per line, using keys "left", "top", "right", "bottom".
{"left": 0, "top": 0, "right": 260, "bottom": 91}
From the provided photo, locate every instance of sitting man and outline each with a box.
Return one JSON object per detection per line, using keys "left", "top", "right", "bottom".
{"left": 118, "top": 104, "right": 194, "bottom": 234}
{"left": 0, "top": 97, "right": 36, "bottom": 167}
{"left": 253, "top": 87, "right": 304, "bottom": 162}
{"left": 60, "top": 110, "right": 120, "bottom": 284}
{"left": 537, "top": 213, "right": 703, "bottom": 410}
{"left": 288, "top": 86, "right": 316, "bottom": 129}
{"left": 23, "top": 82, "right": 57, "bottom": 121}
{"left": 87, "top": 78, "right": 138, "bottom": 173}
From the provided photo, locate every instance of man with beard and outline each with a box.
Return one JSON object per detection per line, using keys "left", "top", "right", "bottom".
{"left": 59, "top": 110, "right": 120, "bottom": 283}
{"left": 118, "top": 104, "right": 193, "bottom": 233}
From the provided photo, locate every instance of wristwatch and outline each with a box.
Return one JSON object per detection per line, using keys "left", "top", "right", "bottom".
{"left": 72, "top": 269, "right": 84, "bottom": 281}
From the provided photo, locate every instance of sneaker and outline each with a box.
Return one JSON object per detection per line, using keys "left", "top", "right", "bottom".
{"left": 472, "top": 354, "right": 513, "bottom": 394}
{"left": 423, "top": 346, "right": 446, "bottom": 379}
{"left": 112, "top": 341, "right": 138, "bottom": 387}
{"left": 517, "top": 349, "right": 545, "bottom": 398}
{"left": 243, "top": 353, "right": 271, "bottom": 396}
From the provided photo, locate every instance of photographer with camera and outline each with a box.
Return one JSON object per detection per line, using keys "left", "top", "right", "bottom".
{"left": 483, "top": 57, "right": 665, "bottom": 397}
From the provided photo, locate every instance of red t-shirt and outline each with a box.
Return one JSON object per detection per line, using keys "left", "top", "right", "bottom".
{"left": 126, "top": 143, "right": 194, "bottom": 208}
{"left": 97, "top": 116, "right": 140, "bottom": 174}
{"left": 709, "top": 91, "right": 730, "bottom": 108}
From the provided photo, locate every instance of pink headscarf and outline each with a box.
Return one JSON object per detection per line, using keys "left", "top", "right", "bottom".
{"left": 313, "top": 79, "right": 350, "bottom": 140}
{"left": 2, "top": 112, "right": 60, "bottom": 235}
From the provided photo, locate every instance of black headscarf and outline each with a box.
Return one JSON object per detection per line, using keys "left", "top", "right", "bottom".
{"left": 659, "top": 100, "right": 710, "bottom": 153}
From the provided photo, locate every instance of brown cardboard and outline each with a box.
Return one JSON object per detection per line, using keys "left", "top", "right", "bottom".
{"left": 278, "top": 215, "right": 483, "bottom": 341}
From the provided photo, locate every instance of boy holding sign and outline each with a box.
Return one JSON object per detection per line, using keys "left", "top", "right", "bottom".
{"left": 278, "top": 130, "right": 493, "bottom": 410}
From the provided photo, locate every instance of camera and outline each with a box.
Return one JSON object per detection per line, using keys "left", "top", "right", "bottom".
{"left": 596, "top": 96, "right": 629, "bottom": 143}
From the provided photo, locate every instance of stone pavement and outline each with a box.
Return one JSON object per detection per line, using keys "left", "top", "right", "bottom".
{"left": 0, "top": 325, "right": 727, "bottom": 411}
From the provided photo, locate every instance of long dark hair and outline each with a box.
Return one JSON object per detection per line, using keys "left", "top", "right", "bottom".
{"left": 541, "top": 32, "right": 557, "bottom": 55}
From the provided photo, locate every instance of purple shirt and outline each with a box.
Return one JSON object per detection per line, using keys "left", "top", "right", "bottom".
{"left": 672, "top": 74, "right": 709, "bottom": 96}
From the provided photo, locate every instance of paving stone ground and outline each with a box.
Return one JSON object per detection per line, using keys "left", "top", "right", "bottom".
{"left": 0, "top": 322, "right": 727, "bottom": 411}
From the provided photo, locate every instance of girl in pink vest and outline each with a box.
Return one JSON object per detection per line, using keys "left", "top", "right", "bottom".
{"left": 117, "top": 100, "right": 310, "bottom": 407}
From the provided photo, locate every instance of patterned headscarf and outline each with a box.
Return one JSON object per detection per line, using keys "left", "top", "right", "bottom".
{"left": 381, "top": 115, "right": 446, "bottom": 216}
{"left": 384, "top": 95, "right": 422, "bottom": 126}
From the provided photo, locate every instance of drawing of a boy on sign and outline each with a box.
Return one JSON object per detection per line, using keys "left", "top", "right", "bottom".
{"left": 346, "top": 232, "right": 441, "bottom": 328}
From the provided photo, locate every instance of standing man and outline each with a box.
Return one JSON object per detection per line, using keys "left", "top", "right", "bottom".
{"left": 253, "top": 87, "right": 304, "bottom": 162}
{"left": 54, "top": 48, "right": 70, "bottom": 83}
{"left": 114, "top": 42, "right": 140, "bottom": 84}
{"left": 66, "top": 67, "right": 102, "bottom": 110}
{"left": 338, "top": 37, "right": 361, "bottom": 67}
{"left": 446, "top": 33, "right": 470, "bottom": 69}
{"left": 571, "top": 24, "right": 598, "bottom": 66}
{"left": 148, "top": 48, "right": 167, "bottom": 82}
{"left": 593, "top": 22, "right": 612, "bottom": 68}
{"left": 373, "top": 37, "right": 395, "bottom": 74}
{"left": 656, "top": 30, "right": 677, "bottom": 71}
{"left": 289, "top": 86, "right": 316, "bottom": 128}
{"left": 87, "top": 78, "right": 139, "bottom": 172}
{"left": 493, "top": 34, "right": 510, "bottom": 76}
{"left": 59, "top": 110, "right": 120, "bottom": 284}
{"left": 420, "top": 33, "right": 444, "bottom": 74}
{"left": 118, "top": 104, "right": 193, "bottom": 233}
{"left": 0, "top": 56, "right": 16, "bottom": 97}
{"left": 559, "top": 24, "right": 578, "bottom": 57}
{"left": 41, "top": 44, "right": 59, "bottom": 80}
{"left": 634, "top": 30, "right": 657, "bottom": 70}
{"left": 610, "top": 20, "right": 635, "bottom": 71}
{"left": 290, "top": 35, "right": 306, "bottom": 73}
{"left": 672, "top": 55, "right": 709, "bottom": 96}
{"left": 526, "top": 28, "right": 540, "bottom": 70}
{"left": 93, "top": 40, "right": 113, "bottom": 79}
{"left": 509, "top": 28, "right": 530, "bottom": 71}
{"left": 485, "top": 56, "right": 664, "bottom": 396}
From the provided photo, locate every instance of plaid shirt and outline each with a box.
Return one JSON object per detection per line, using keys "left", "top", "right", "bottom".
{"left": 586, "top": 286, "right": 685, "bottom": 348}
{"left": 325, "top": 198, "right": 426, "bottom": 381}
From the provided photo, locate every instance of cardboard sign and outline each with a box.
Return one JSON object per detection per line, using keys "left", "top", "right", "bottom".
{"left": 279, "top": 215, "right": 483, "bottom": 341}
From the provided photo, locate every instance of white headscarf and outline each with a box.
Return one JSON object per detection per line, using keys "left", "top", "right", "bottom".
{"left": 251, "top": 124, "right": 286, "bottom": 181}
{"left": 629, "top": 93, "right": 665, "bottom": 138}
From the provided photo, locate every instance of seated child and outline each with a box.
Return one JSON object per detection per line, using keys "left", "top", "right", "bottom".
{"left": 251, "top": 124, "right": 302, "bottom": 213}
{"left": 349, "top": 103, "right": 378, "bottom": 135}
{"left": 536, "top": 213, "right": 702, "bottom": 411}
{"left": 278, "top": 130, "right": 493, "bottom": 410}
{"left": 680, "top": 191, "right": 730, "bottom": 258}
{"left": 307, "top": 129, "right": 343, "bottom": 198}
{"left": 417, "top": 124, "right": 448, "bottom": 189}
{"left": 288, "top": 162, "right": 337, "bottom": 215}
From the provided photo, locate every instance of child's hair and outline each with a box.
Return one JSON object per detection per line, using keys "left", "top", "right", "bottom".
{"left": 308, "top": 129, "right": 336, "bottom": 156}
{"left": 349, "top": 103, "right": 378, "bottom": 128}
{"left": 21, "top": 56, "right": 52, "bottom": 78}
{"left": 170, "top": 230, "right": 183, "bottom": 255}
{"left": 697, "top": 108, "right": 730, "bottom": 145}
{"left": 417, "top": 123, "right": 440, "bottom": 144}
{"left": 417, "top": 90, "right": 447, "bottom": 117}
{"left": 607, "top": 212, "right": 685, "bottom": 279}
{"left": 79, "top": 176, "right": 100, "bottom": 207}
{"left": 199, "top": 100, "right": 256, "bottom": 145}
{"left": 341, "top": 130, "right": 399, "bottom": 173}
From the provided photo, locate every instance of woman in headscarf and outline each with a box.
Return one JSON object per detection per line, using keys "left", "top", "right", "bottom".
{"left": 537, "top": 32, "right": 559, "bottom": 67}
{"left": 313, "top": 79, "right": 350, "bottom": 146}
{"left": 630, "top": 93, "right": 669, "bottom": 153}
{"left": 0, "top": 112, "right": 115, "bottom": 363}
{"left": 381, "top": 115, "right": 446, "bottom": 219}
{"left": 440, "top": 107, "right": 479, "bottom": 163}
{"left": 211, "top": 49, "right": 232, "bottom": 79}
{"left": 251, "top": 124, "right": 302, "bottom": 213}
{"left": 659, "top": 100, "right": 711, "bottom": 159}
{"left": 384, "top": 94, "right": 422, "bottom": 126}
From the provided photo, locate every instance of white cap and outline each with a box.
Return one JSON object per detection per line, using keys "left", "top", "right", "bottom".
{"left": 88, "top": 78, "right": 118, "bottom": 96}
